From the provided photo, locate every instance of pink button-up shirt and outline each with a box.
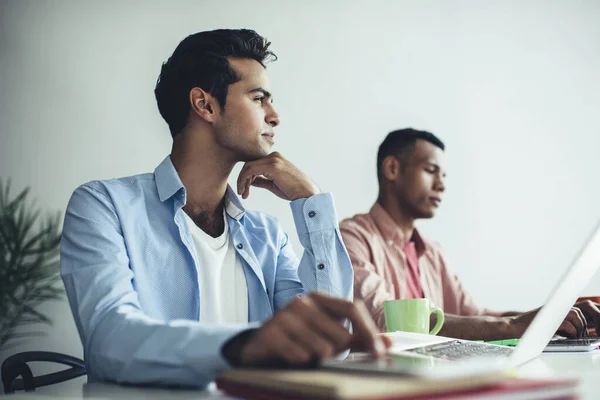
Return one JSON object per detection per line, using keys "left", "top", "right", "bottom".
{"left": 340, "top": 203, "right": 497, "bottom": 332}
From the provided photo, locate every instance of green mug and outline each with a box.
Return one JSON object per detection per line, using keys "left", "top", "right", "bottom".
{"left": 384, "top": 298, "right": 444, "bottom": 335}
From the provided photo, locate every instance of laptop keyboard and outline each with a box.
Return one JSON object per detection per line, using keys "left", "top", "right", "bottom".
{"left": 407, "top": 340, "right": 514, "bottom": 360}
{"left": 549, "top": 335, "right": 600, "bottom": 346}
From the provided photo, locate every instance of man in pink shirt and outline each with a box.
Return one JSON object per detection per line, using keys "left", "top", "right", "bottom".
{"left": 341, "top": 128, "right": 600, "bottom": 341}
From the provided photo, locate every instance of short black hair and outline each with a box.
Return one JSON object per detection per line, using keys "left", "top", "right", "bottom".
{"left": 154, "top": 29, "right": 277, "bottom": 137}
{"left": 376, "top": 128, "right": 445, "bottom": 182}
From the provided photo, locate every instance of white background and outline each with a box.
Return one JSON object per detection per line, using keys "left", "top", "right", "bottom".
{"left": 1, "top": 0, "right": 600, "bottom": 379}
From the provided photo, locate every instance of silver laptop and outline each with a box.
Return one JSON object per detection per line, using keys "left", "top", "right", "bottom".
{"left": 325, "top": 220, "right": 600, "bottom": 377}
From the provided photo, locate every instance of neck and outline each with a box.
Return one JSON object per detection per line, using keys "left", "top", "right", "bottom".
{"left": 170, "top": 129, "right": 236, "bottom": 217}
{"left": 377, "top": 191, "right": 416, "bottom": 241}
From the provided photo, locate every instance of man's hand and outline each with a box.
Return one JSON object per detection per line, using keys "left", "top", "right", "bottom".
{"left": 237, "top": 152, "right": 320, "bottom": 201}
{"left": 573, "top": 300, "right": 600, "bottom": 334}
{"left": 233, "top": 292, "right": 391, "bottom": 367}
{"left": 508, "top": 307, "right": 588, "bottom": 338}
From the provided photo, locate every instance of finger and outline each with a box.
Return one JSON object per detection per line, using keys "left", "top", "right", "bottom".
{"left": 238, "top": 156, "right": 274, "bottom": 177}
{"left": 591, "top": 306, "right": 600, "bottom": 335}
{"left": 251, "top": 176, "right": 275, "bottom": 190}
{"left": 380, "top": 334, "right": 393, "bottom": 348}
{"left": 264, "top": 323, "right": 313, "bottom": 364}
{"left": 289, "top": 297, "right": 353, "bottom": 354}
{"left": 237, "top": 163, "right": 258, "bottom": 195}
{"left": 238, "top": 168, "right": 256, "bottom": 196}
{"left": 309, "top": 292, "right": 387, "bottom": 357}
{"left": 238, "top": 164, "right": 273, "bottom": 196}
{"left": 237, "top": 165, "right": 249, "bottom": 195}
{"left": 575, "top": 307, "right": 593, "bottom": 337}
{"left": 557, "top": 319, "right": 578, "bottom": 338}
{"left": 242, "top": 175, "right": 256, "bottom": 199}
{"left": 238, "top": 156, "right": 278, "bottom": 188}
{"left": 251, "top": 176, "right": 289, "bottom": 200}
{"left": 277, "top": 310, "right": 337, "bottom": 359}
{"left": 578, "top": 301, "right": 600, "bottom": 334}
{"left": 564, "top": 309, "right": 584, "bottom": 338}
{"left": 349, "top": 334, "right": 392, "bottom": 353}
{"left": 570, "top": 308, "right": 587, "bottom": 338}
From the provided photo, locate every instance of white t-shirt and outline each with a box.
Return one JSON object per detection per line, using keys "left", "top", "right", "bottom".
{"left": 183, "top": 210, "right": 248, "bottom": 324}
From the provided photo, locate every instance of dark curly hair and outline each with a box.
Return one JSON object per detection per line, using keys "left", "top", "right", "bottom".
{"left": 155, "top": 29, "right": 277, "bottom": 137}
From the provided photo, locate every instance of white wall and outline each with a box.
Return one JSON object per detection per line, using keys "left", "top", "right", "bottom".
{"left": 1, "top": 0, "right": 600, "bottom": 376}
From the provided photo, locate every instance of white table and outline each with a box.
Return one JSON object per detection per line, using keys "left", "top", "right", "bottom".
{"left": 6, "top": 352, "right": 600, "bottom": 399}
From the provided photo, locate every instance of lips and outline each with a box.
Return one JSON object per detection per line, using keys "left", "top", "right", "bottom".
{"left": 261, "top": 133, "right": 275, "bottom": 141}
{"left": 429, "top": 197, "right": 441, "bottom": 206}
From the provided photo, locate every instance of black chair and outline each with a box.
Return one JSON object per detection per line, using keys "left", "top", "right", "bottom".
{"left": 1, "top": 351, "right": 86, "bottom": 394}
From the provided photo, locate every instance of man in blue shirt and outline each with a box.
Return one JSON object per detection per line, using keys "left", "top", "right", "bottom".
{"left": 60, "top": 29, "right": 389, "bottom": 388}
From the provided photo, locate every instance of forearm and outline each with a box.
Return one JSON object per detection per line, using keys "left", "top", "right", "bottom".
{"left": 500, "top": 311, "right": 521, "bottom": 317}
{"left": 86, "top": 305, "right": 255, "bottom": 387}
{"left": 291, "top": 193, "right": 353, "bottom": 300}
{"left": 432, "top": 313, "right": 515, "bottom": 341}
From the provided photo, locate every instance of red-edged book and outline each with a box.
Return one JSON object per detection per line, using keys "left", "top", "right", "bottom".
{"left": 216, "top": 369, "right": 578, "bottom": 400}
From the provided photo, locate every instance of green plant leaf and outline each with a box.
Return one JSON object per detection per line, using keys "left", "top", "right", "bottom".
{"left": 0, "top": 178, "right": 63, "bottom": 350}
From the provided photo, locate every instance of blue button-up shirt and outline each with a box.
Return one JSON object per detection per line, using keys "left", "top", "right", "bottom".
{"left": 60, "top": 156, "right": 353, "bottom": 388}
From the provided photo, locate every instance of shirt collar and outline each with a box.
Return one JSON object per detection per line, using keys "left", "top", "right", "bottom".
{"left": 368, "top": 202, "right": 426, "bottom": 257}
{"left": 154, "top": 155, "right": 246, "bottom": 220}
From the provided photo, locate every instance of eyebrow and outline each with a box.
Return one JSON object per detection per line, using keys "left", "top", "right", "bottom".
{"left": 248, "top": 88, "right": 273, "bottom": 100}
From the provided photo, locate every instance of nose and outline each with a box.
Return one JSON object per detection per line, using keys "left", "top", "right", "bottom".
{"left": 435, "top": 175, "right": 446, "bottom": 193}
{"left": 266, "top": 103, "right": 280, "bottom": 128}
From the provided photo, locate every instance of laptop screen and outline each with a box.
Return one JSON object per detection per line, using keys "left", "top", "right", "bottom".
{"left": 510, "top": 220, "right": 600, "bottom": 365}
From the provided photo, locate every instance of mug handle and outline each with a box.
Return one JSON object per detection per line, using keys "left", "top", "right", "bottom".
{"left": 429, "top": 307, "right": 444, "bottom": 335}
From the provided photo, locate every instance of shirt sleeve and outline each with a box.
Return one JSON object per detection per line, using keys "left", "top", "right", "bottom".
{"left": 60, "top": 185, "right": 258, "bottom": 388}
{"left": 272, "top": 193, "right": 353, "bottom": 309}
{"left": 340, "top": 221, "right": 393, "bottom": 332}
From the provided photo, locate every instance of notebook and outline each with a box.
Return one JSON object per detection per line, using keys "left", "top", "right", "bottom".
{"left": 216, "top": 368, "right": 578, "bottom": 400}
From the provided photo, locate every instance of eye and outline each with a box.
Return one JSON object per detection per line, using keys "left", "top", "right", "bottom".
{"left": 253, "top": 96, "right": 265, "bottom": 103}
{"left": 425, "top": 167, "right": 436, "bottom": 174}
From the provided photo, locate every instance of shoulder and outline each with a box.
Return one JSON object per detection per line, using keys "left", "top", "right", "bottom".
{"left": 75, "top": 172, "right": 154, "bottom": 198}
{"left": 339, "top": 213, "right": 381, "bottom": 255}
{"left": 67, "top": 172, "right": 156, "bottom": 212}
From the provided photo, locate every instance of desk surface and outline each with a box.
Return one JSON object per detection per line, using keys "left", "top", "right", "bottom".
{"left": 7, "top": 352, "right": 600, "bottom": 399}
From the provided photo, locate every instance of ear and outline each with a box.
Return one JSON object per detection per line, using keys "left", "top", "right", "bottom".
{"left": 189, "top": 87, "right": 219, "bottom": 123}
{"left": 381, "top": 156, "right": 402, "bottom": 182}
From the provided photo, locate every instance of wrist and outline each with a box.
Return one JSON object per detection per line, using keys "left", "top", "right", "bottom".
{"left": 290, "top": 182, "right": 321, "bottom": 201}
{"left": 291, "top": 191, "right": 318, "bottom": 200}
{"left": 503, "top": 316, "right": 523, "bottom": 338}
{"left": 221, "top": 328, "right": 258, "bottom": 367}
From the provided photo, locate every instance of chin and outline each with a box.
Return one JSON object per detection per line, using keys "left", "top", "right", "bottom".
{"left": 418, "top": 209, "right": 436, "bottom": 219}
{"left": 237, "top": 148, "right": 270, "bottom": 162}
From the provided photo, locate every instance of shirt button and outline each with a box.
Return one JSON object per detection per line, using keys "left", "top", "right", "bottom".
{"left": 308, "top": 210, "right": 316, "bottom": 218}
{"left": 237, "top": 243, "right": 243, "bottom": 249}
{"left": 388, "top": 240, "right": 394, "bottom": 246}
{"left": 317, "top": 263, "right": 325, "bottom": 270}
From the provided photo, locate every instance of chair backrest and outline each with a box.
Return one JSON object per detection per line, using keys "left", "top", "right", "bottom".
{"left": 1, "top": 351, "right": 86, "bottom": 394}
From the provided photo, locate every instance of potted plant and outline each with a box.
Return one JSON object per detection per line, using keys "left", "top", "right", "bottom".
{"left": 0, "top": 179, "right": 63, "bottom": 350}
